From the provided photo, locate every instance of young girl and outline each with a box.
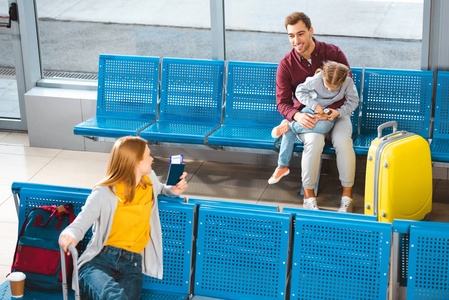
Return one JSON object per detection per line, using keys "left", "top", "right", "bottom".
{"left": 268, "top": 61, "right": 359, "bottom": 188}
{"left": 59, "top": 136, "right": 187, "bottom": 299}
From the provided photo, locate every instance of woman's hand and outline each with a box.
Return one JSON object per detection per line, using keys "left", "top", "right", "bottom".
{"left": 171, "top": 172, "right": 188, "bottom": 194}
{"left": 59, "top": 233, "right": 77, "bottom": 255}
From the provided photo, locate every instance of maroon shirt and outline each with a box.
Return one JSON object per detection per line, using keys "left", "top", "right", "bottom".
{"left": 276, "top": 38, "right": 352, "bottom": 121}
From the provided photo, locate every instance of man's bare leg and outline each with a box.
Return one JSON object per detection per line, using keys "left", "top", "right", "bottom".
{"left": 342, "top": 186, "right": 352, "bottom": 198}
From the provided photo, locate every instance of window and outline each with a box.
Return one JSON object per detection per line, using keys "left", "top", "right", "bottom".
{"left": 36, "top": 0, "right": 212, "bottom": 80}
{"left": 225, "top": 0, "right": 423, "bottom": 69}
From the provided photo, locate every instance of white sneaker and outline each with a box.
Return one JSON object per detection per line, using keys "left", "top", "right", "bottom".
{"left": 303, "top": 197, "right": 319, "bottom": 210}
{"left": 338, "top": 196, "right": 354, "bottom": 213}
{"left": 268, "top": 167, "right": 290, "bottom": 184}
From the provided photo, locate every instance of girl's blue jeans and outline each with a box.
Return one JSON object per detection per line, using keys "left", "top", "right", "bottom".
{"left": 278, "top": 107, "right": 335, "bottom": 167}
{"left": 79, "top": 245, "right": 143, "bottom": 300}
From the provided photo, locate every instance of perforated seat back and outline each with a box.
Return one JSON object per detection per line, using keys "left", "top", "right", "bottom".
{"left": 351, "top": 67, "right": 363, "bottom": 135}
{"left": 291, "top": 216, "right": 391, "bottom": 300}
{"left": 225, "top": 61, "right": 281, "bottom": 127}
{"left": 360, "top": 68, "right": 433, "bottom": 138}
{"left": 433, "top": 71, "right": 449, "bottom": 140}
{"left": 159, "top": 58, "right": 224, "bottom": 123}
{"left": 407, "top": 224, "right": 449, "bottom": 300}
{"left": 143, "top": 201, "right": 195, "bottom": 296}
{"left": 96, "top": 55, "right": 159, "bottom": 119}
{"left": 194, "top": 206, "right": 291, "bottom": 300}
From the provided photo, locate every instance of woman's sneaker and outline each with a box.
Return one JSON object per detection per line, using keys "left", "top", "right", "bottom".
{"left": 338, "top": 196, "right": 354, "bottom": 213}
{"left": 271, "top": 120, "right": 290, "bottom": 138}
{"left": 303, "top": 197, "right": 319, "bottom": 210}
{"left": 268, "top": 167, "right": 290, "bottom": 184}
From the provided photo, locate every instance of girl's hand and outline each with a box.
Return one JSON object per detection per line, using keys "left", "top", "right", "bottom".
{"left": 327, "top": 109, "right": 340, "bottom": 121}
{"left": 314, "top": 104, "right": 324, "bottom": 115}
{"left": 171, "top": 172, "right": 188, "bottom": 194}
{"left": 59, "top": 233, "right": 77, "bottom": 255}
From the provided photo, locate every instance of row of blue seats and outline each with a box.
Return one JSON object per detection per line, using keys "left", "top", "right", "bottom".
{"left": 2, "top": 182, "right": 448, "bottom": 300}
{"left": 74, "top": 55, "right": 449, "bottom": 161}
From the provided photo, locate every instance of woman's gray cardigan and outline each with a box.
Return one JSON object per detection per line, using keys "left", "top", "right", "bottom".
{"left": 61, "top": 170, "right": 180, "bottom": 283}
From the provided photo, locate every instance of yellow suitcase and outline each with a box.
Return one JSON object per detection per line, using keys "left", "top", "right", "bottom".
{"left": 364, "top": 121, "right": 432, "bottom": 222}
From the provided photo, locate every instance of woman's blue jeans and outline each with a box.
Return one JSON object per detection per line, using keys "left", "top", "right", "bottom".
{"left": 79, "top": 246, "right": 143, "bottom": 300}
{"left": 278, "top": 107, "right": 335, "bottom": 167}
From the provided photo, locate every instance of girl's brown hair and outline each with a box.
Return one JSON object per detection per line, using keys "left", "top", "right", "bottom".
{"left": 321, "top": 61, "right": 349, "bottom": 87}
{"left": 96, "top": 136, "right": 150, "bottom": 203}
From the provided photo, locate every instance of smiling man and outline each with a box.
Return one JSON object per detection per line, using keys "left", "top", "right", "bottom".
{"left": 270, "top": 12, "right": 357, "bottom": 213}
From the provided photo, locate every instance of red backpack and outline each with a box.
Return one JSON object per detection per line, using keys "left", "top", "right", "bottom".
{"left": 11, "top": 204, "right": 76, "bottom": 289}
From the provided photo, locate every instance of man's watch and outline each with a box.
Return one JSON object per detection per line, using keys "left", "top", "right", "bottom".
{"left": 323, "top": 108, "right": 332, "bottom": 115}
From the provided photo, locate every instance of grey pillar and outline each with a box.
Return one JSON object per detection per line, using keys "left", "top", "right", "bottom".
{"left": 422, "top": 0, "right": 449, "bottom": 71}
{"left": 210, "top": 0, "right": 226, "bottom": 61}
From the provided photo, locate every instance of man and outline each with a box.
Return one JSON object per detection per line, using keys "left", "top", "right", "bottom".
{"left": 269, "top": 12, "right": 357, "bottom": 213}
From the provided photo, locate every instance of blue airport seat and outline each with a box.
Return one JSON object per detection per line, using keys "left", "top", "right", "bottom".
{"left": 353, "top": 68, "right": 433, "bottom": 155}
{"left": 290, "top": 214, "right": 391, "bottom": 300}
{"left": 206, "top": 61, "right": 282, "bottom": 150}
{"left": 406, "top": 224, "right": 449, "bottom": 300}
{"left": 157, "top": 194, "right": 185, "bottom": 203}
{"left": 283, "top": 206, "right": 377, "bottom": 221}
{"left": 188, "top": 197, "right": 279, "bottom": 211}
{"left": 430, "top": 71, "right": 449, "bottom": 162}
{"left": 7, "top": 186, "right": 92, "bottom": 300}
{"left": 74, "top": 55, "right": 159, "bottom": 138}
{"left": 139, "top": 58, "right": 224, "bottom": 145}
{"left": 392, "top": 219, "right": 449, "bottom": 290}
{"left": 0, "top": 284, "right": 78, "bottom": 300}
{"left": 12, "top": 182, "right": 91, "bottom": 196}
{"left": 142, "top": 201, "right": 195, "bottom": 300}
{"left": 392, "top": 219, "right": 449, "bottom": 299}
{"left": 193, "top": 206, "right": 291, "bottom": 300}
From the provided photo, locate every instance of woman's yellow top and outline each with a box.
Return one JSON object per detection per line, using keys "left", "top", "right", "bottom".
{"left": 105, "top": 175, "right": 153, "bottom": 253}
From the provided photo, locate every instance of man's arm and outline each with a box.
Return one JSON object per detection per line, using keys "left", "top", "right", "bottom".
{"left": 276, "top": 61, "right": 299, "bottom": 121}
{"left": 276, "top": 59, "right": 317, "bottom": 129}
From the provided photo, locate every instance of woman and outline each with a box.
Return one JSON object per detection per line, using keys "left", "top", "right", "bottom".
{"left": 59, "top": 136, "right": 187, "bottom": 299}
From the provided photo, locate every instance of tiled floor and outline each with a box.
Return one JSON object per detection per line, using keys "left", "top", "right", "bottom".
{"left": 0, "top": 131, "right": 448, "bottom": 286}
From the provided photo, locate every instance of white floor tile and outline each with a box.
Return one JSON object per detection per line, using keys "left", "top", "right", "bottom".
{"left": 0, "top": 264, "right": 11, "bottom": 285}
{"left": 0, "top": 144, "right": 62, "bottom": 157}
{"left": 29, "top": 157, "right": 108, "bottom": 188}
{"left": 0, "top": 133, "right": 29, "bottom": 147}
{"left": 56, "top": 149, "right": 110, "bottom": 161}
{"left": 0, "top": 221, "right": 18, "bottom": 284}
{"left": 0, "top": 153, "right": 54, "bottom": 187}
{"left": 0, "top": 132, "right": 9, "bottom": 142}
{"left": 0, "top": 184, "right": 12, "bottom": 205}
{"left": 0, "top": 196, "right": 18, "bottom": 223}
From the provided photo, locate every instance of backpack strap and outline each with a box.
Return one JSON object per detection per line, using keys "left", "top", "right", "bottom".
{"left": 11, "top": 206, "right": 39, "bottom": 273}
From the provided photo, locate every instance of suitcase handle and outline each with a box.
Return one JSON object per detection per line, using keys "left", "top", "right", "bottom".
{"left": 60, "top": 244, "right": 80, "bottom": 300}
{"left": 377, "top": 121, "right": 397, "bottom": 138}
